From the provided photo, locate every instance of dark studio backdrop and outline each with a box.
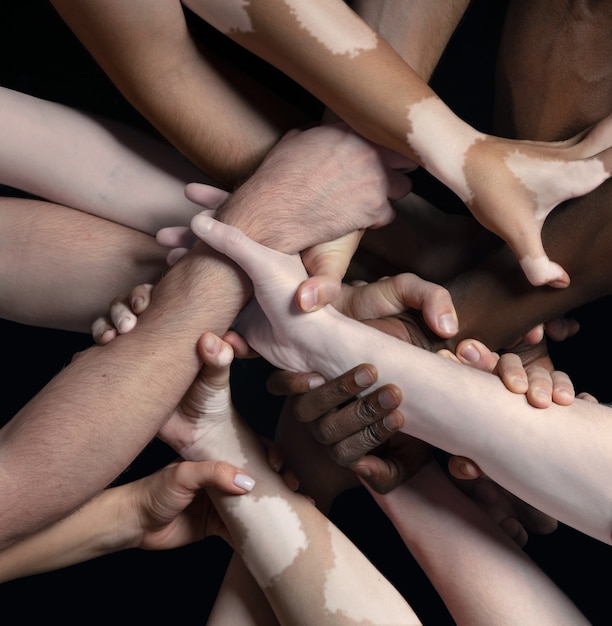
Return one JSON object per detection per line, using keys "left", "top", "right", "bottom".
{"left": 0, "top": 1, "right": 610, "bottom": 623}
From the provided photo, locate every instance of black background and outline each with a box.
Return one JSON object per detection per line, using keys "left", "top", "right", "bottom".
{"left": 0, "top": 1, "right": 610, "bottom": 623}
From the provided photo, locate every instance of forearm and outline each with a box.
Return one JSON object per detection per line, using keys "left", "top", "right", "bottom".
{"left": 180, "top": 410, "right": 419, "bottom": 626}
{"left": 184, "top": 0, "right": 479, "bottom": 187}
{"left": 208, "top": 555, "right": 280, "bottom": 626}
{"left": 0, "top": 243, "right": 247, "bottom": 549}
{"left": 370, "top": 461, "right": 588, "bottom": 625}
{"left": 246, "top": 301, "right": 612, "bottom": 543}
{"left": 0, "top": 486, "right": 136, "bottom": 583}
{"left": 0, "top": 198, "right": 168, "bottom": 332}
{"left": 50, "top": 0, "right": 308, "bottom": 187}
{"left": 351, "top": 0, "right": 470, "bottom": 80}
{"left": 0, "top": 86, "right": 205, "bottom": 234}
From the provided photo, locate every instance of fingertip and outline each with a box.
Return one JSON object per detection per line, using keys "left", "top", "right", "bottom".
{"left": 437, "top": 312, "right": 458, "bottom": 337}
{"left": 191, "top": 213, "right": 213, "bottom": 236}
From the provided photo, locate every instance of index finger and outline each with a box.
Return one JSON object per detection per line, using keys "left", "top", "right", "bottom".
{"left": 292, "top": 364, "right": 378, "bottom": 423}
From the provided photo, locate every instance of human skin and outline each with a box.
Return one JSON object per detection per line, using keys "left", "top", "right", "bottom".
{"left": 283, "top": 0, "right": 612, "bottom": 481}
{"left": 0, "top": 86, "right": 209, "bottom": 235}
{"left": 0, "top": 458, "right": 254, "bottom": 583}
{"left": 179, "top": 0, "right": 612, "bottom": 289}
{"left": 48, "top": 0, "right": 310, "bottom": 188}
{"left": 161, "top": 333, "right": 421, "bottom": 626}
{"left": 0, "top": 198, "right": 168, "bottom": 332}
{"left": 368, "top": 460, "right": 588, "bottom": 625}
{"left": 0, "top": 123, "right": 409, "bottom": 550}
{"left": 189, "top": 213, "right": 612, "bottom": 545}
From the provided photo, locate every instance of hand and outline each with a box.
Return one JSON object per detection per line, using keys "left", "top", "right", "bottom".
{"left": 463, "top": 116, "right": 612, "bottom": 288}
{"left": 215, "top": 123, "right": 414, "bottom": 254}
{"left": 445, "top": 472, "right": 559, "bottom": 547}
{"left": 270, "top": 363, "right": 429, "bottom": 494}
{"left": 156, "top": 182, "right": 229, "bottom": 266}
{"left": 91, "top": 283, "right": 154, "bottom": 345}
{"left": 448, "top": 337, "right": 575, "bottom": 409}
{"left": 122, "top": 458, "right": 255, "bottom": 550}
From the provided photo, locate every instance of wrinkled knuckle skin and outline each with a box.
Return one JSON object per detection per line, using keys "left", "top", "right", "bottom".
{"left": 356, "top": 399, "right": 380, "bottom": 425}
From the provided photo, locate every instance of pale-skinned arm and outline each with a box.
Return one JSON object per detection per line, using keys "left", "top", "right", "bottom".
{"left": 0, "top": 86, "right": 210, "bottom": 234}
{"left": 191, "top": 214, "right": 612, "bottom": 545}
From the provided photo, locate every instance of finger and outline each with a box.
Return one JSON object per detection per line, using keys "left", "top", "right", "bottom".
{"left": 544, "top": 316, "right": 580, "bottom": 342}
{"left": 550, "top": 369, "right": 575, "bottom": 406}
{"left": 327, "top": 411, "right": 403, "bottom": 467}
{"left": 498, "top": 517, "right": 529, "bottom": 548}
{"left": 519, "top": 323, "right": 545, "bottom": 346}
{"left": 109, "top": 296, "right": 137, "bottom": 334}
{"left": 495, "top": 352, "right": 529, "bottom": 395}
{"left": 296, "top": 275, "right": 343, "bottom": 313}
{"left": 577, "top": 391, "right": 599, "bottom": 403}
{"left": 292, "top": 364, "right": 378, "bottom": 423}
{"left": 184, "top": 182, "right": 230, "bottom": 209}
{"left": 223, "top": 329, "right": 259, "bottom": 359}
{"left": 454, "top": 339, "right": 500, "bottom": 373}
{"left": 351, "top": 454, "right": 407, "bottom": 494}
{"left": 447, "top": 455, "right": 483, "bottom": 480}
{"left": 197, "top": 332, "right": 235, "bottom": 372}
{"left": 266, "top": 369, "right": 327, "bottom": 397}
{"left": 298, "top": 231, "right": 362, "bottom": 311}
{"left": 524, "top": 364, "right": 553, "bottom": 408}
{"left": 191, "top": 215, "right": 302, "bottom": 285}
{"left": 91, "top": 316, "right": 117, "bottom": 346}
{"left": 156, "top": 225, "right": 196, "bottom": 248}
{"left": 130, "top": 283, "right": 154, "bottom": 315}
{"left": 166, "top": 247, "right": 190, "bottom": 267}
{"left": 175, "top": 459, "right": 255, "bottom": 494}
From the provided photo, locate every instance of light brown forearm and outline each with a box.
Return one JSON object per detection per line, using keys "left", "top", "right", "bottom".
{"left": 49, "top": 0, "right": 309, "bottom": 187}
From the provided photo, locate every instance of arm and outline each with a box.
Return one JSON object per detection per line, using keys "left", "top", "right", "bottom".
{"left": 49, "top": 0, "right": 310, "bottom": 187}
{"left": 182, "top": 0, "right": 612, "bottom": 289}
{"left": 370, "top": 460, "right": 588, "bottom": 625}
{"left": 351, "top": 0, "right": 470, "bottom": 81}
{"left": 161, "top": 333, "right": 421, "bottom": 626}
{"left": 192, "top": 214, "right": 612, "bottom": 545}
{"left": 0, "top": 198, "right": 167, "bottom": 332}
{"left": 0, "top": 123, "right": 405, "bottom": 549}
{"left": 0, "top": 459, "right": 254, "bottom": 583}
{"left": 0, "top": 86, "right": 209, "bottom": 234}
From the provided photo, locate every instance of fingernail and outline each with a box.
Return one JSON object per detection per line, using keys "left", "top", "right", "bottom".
{"left": 117, "top": 316, "right": 134, "bottom": 333}
{"left": 438, "top": 313, "right": 458, "bottom": 335}
{"left": 233, "top": 473, "right": 255, "bottom": 491}
{"left": 459, "top": 343, "right": 480, "bottom": 363}
{"left": 203, "top": 333, "right": 219, "bottom": 354}
{"left": 308, "top": 374, "right": 326, "bottom": 390}
{"left": 132, "top": 296, "right": 144, "bottom": 312}
{"left": 352, "top": 464, "right": 371, "bottom": 478}
{"left": 354, "top": 367, "right": 375, "bottom": 388}
{"left": 192, "top": 214, "right": 212, "bottom": 235}
{"left": 382, "top": 411, "right": 402, "bottom": 430}
{"left": 298, "top": 285, "right": 318, "bottom": 312}
{"left": 378, "top": 388, "right": 398, "bottom": 410}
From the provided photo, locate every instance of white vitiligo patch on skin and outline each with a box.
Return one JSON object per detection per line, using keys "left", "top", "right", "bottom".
{"left": 229, "top": 494, "right": 308, "bottom": 588}
{"left": 182, "top": 0, "right": 254, "bottom": 34}
{"left": 504, "top": 151, "right": 610, "bottom": 222}
{"left": 406, "top": 97, "right": 484, "bottom": 202}
{"left": 516, "top": 254, "right": 563, "bottom": 287}
{"left": 283, "top": 0, "right": 378, "bottom": 57}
